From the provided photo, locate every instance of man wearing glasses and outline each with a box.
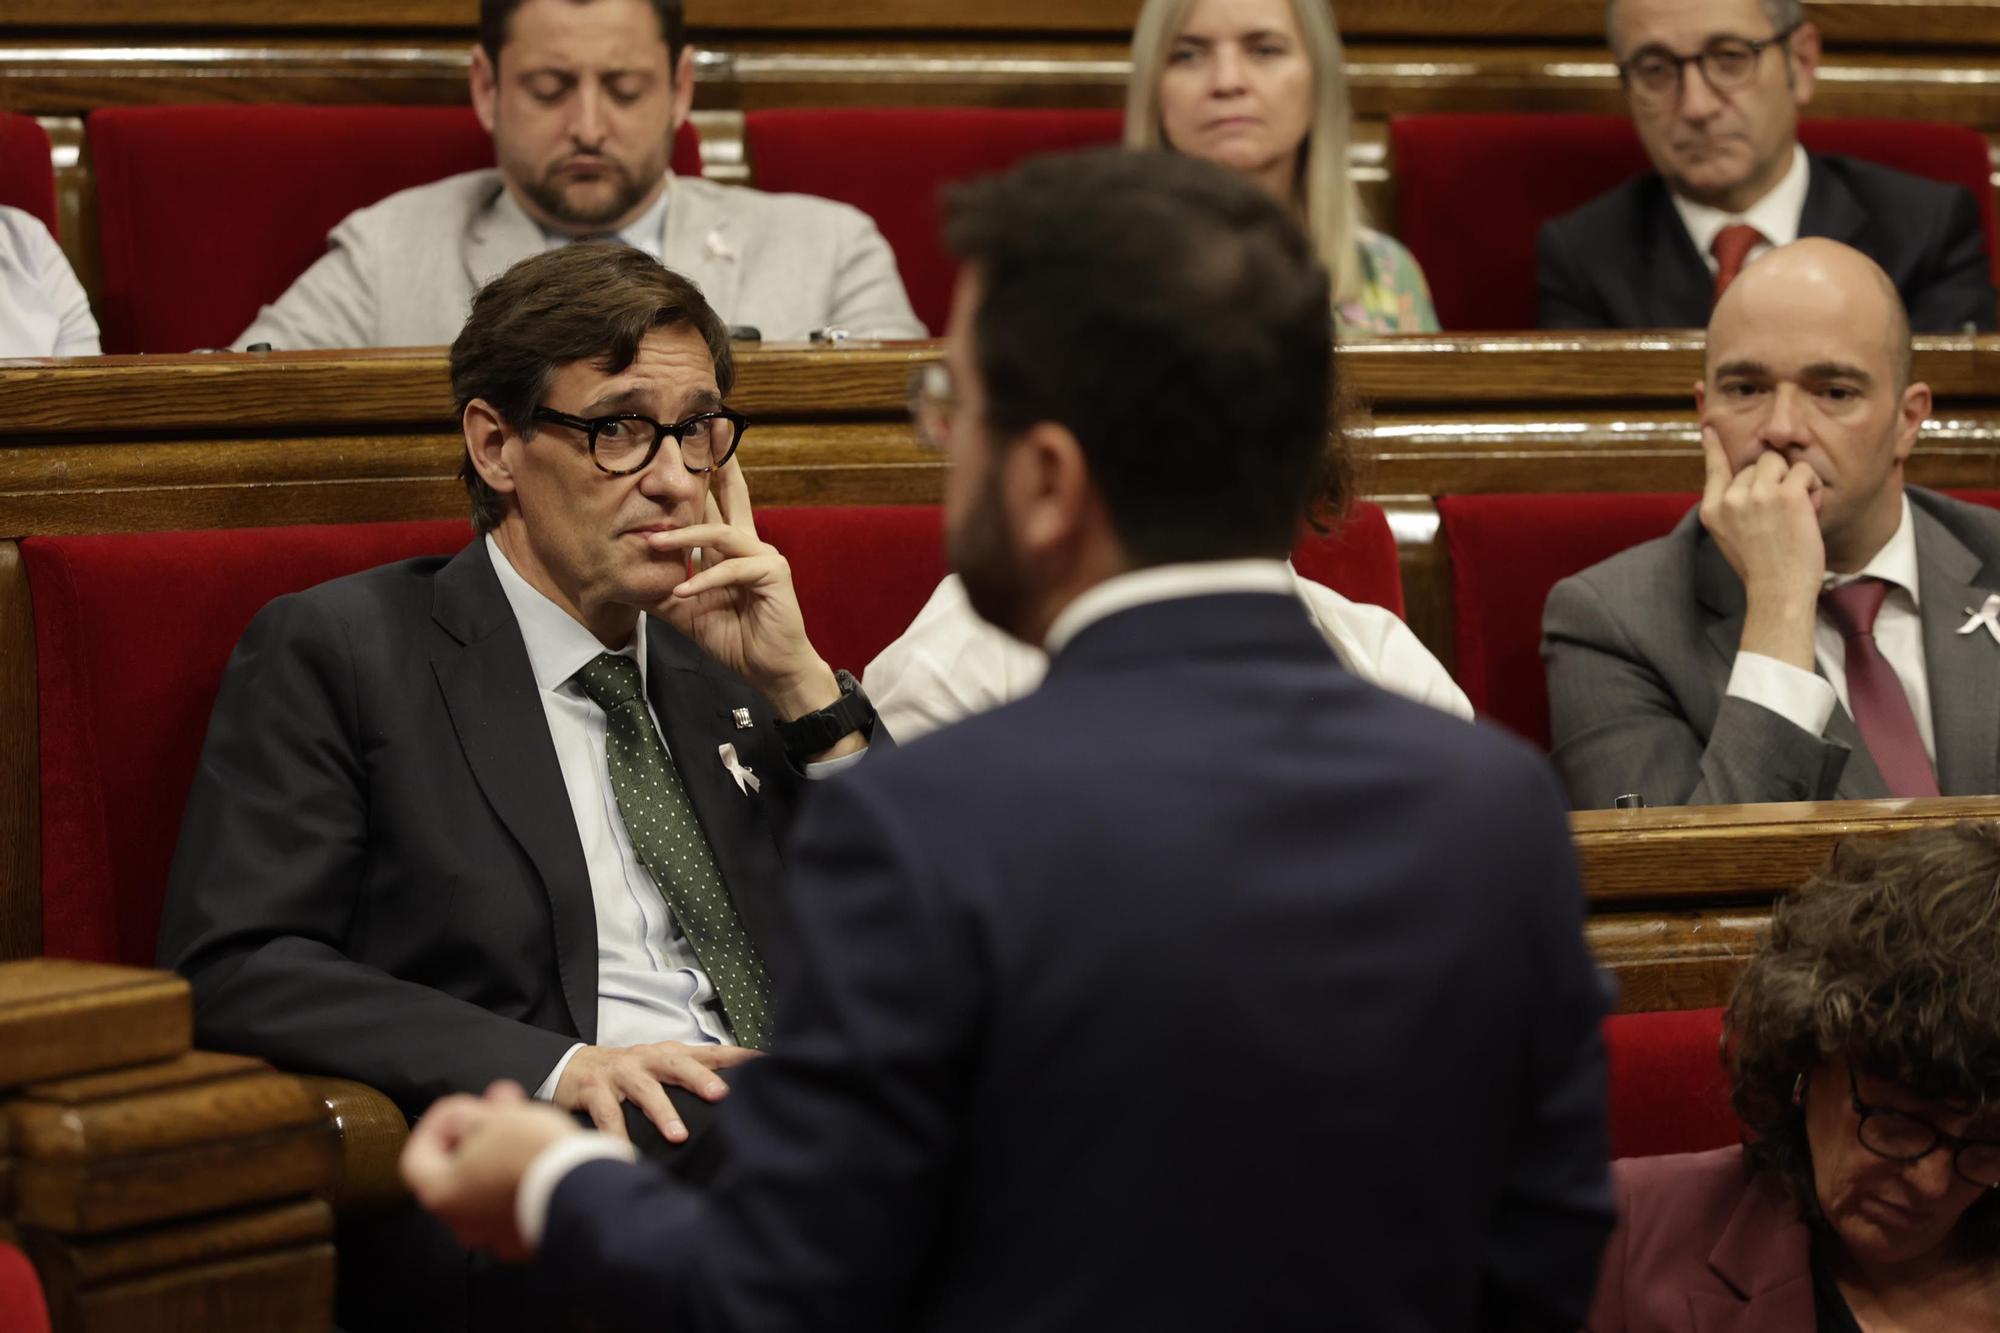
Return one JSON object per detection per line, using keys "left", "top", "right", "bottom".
{"left": 159, "top": 242, "right": 881, "bottom": 1330}
{"left": 1538, "top": 0, "right": 1995, "bottom": 331}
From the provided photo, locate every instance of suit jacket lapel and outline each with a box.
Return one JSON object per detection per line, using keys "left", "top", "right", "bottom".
{"left": 1798, "top": 153, "right": 1870, "bottom": 250}
{"left": 1641, "top": 178, "right": 1717, "bottom": 327}
{"left": 1913, "top": 498, "right": 2000, "bottom": 794}
{"left": 463, "top": 178, "right": 544, "bottom": 297}
{"left": 641, "top": 618, "right": 792, "bottom": 972}
{"left": 661, "top": 178, "right": 744, "bottom": 323}
{"left": 1688, "top": 1171, "right": 1816, "bottom": 1333}
{"left": 429, "top": 541, "right": 599, "bottom": 1042}
{"left": 1695, "top": 529, "right": 1887, "bottom": 797}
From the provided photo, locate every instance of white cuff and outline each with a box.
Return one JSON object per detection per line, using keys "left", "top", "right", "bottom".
{"left": 802, "top": 746, "right": 868, "bottom": 780}
{"left": 1726, "top": 652, "right": 1837, "bottom": 737}
{"left": 516, "top": 1132, "right": 638, "bottom": 1251}
{"left": 534, "top": 1043, "right": 587, "bottom": 1102}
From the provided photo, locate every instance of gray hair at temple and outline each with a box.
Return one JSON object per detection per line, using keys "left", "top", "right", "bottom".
{"left": 1605, "top": 0, "right": 1805, "bottom": 50}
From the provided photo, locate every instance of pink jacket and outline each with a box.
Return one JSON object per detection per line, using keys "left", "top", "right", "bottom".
{"left": 1587, "top": 1145, "right": 1818, "bottom": 1332}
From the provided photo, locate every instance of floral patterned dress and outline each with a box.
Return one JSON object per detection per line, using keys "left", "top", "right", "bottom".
{"left": 1336, "top": 229, "right": 1439, "bottom": 334}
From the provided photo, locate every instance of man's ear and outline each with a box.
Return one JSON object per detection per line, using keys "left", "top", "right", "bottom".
{"left": 1892, "top": 381, "right": 1932, "bottom": 466}
{"left": 1004, "top": 422, "right": 1094, "bottom": 559}
{"left": 669, "top": 45, "right": 698, "bottom": 136}
{"left": 1788, "top": 22, "right": 1821, "bottom": 105}
{"left": 464, "top": 399, "right": 519, "bottom": 496}
{"left": 1693, "top": 378, "right": 1707, "bottom": 414}
{"left": 470, "top": 44, "right": 501, "bottom": 136}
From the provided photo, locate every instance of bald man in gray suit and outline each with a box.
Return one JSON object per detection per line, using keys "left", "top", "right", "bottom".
{"left": 1544, "top": 239, "right": 2000, "bottom": 809}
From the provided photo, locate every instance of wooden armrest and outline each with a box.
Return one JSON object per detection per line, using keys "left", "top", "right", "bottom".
{"left": 295, "top": 1077, "right": 410, "bottom": 1215}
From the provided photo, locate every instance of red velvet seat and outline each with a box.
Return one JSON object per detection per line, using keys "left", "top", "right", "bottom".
{"left": 1438, "top": 492, "right": 1695, "bottom": 747}
{"left": 0, "top": 113, "right": 58, "bottom": 235}
{"left": 0, "top": 1244, "right": 51, "bottom": 1333}
{"left": 88, "top": 105, "right": 702, "bottom": 354}
{"left": 742, "top": 108, "right": 1126, "bottom": 334}
{"left": 1391, "top": 114, "right": 2000, "bottom": 330}
{"left": 23, "top": 500, "right": 1404, "bottom": 967}
{"left": 1603, "top": 1007, "right": 1736, "bottom": 1159}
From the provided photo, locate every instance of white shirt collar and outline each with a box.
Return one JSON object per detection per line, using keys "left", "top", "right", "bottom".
{"left": 1042, "top": 559, "right": 1295, "bottom": 655}
{"left": 1672, "top": 143, "right": 1810, "bottom": 273}
{"left": 498, "top": 177, "right": 671, "bottom": 263}
{"left": 1827, "top": 493, "right": 1920, "bottom": 606}
{"left": 485, "top": 533, "right": 649, "bottom": 693}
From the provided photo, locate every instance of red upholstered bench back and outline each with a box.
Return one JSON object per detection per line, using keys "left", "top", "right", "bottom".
{"left": 1439, "top": 492, "right": 1695, "bottom": 747}
{"left": 1604, "top": 1007, "right": 1737, "bottom": 1159}
{"left": 1391, "top": 114, "right": 1999, "bottom": 330}
{"left": 0, "top": 1243, "right": 51, "bottom": 1333}
{"left": 0, "top": 113, "right": 58, "bottom": 235}
{"left": 88, "top": 105, "right": 702, "bottom": 354}
{"left": 742, "top": 108, "right": 1126, "bottom": 334}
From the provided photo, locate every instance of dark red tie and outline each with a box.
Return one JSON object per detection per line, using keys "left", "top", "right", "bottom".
{"left": 1711, "top": 224, "right": 1767, "bottom": 303}
{"left": 1819, "top": 578, "right": 1940, "bottom": 797}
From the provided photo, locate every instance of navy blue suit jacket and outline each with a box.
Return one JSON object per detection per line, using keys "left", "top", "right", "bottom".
{"left": 544, "top": 591, "right": 1613, "bottom": 1331}
{"left": 1537, "top": 152, "right": 1997, "bottom": 332}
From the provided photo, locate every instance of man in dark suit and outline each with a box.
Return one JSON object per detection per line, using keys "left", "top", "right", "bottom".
{"left": 1538, "top": 0, "right": 1995, "bottom": 332}
{"left": 158, "top": 243, "right": 884, "bottom": 1326}
{"left": 401, "top": 148, "right": 1614, "bottom": 1332}
{"left": 1544, "top": 238, "right": 2000, "bottom": 809}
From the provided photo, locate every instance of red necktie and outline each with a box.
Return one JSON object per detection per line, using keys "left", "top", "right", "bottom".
{"left": 1819, "top": 578, "right": 1941, "bottom": 797}
{"left": 1711, "top": 224, "right": 1767, "bottom": 303}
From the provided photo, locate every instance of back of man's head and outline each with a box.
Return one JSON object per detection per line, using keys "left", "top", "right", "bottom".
{"left": 479, "top": 0, "right": 687, "bottom": 67}
{"left": 943, "top": 148, "right": 1338, "bottom": 566}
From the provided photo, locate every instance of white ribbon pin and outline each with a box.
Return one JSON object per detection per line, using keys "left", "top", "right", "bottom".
{"left": 704, "top": 227, "right": 738, "bottom": 264}
{"left": 1958, "top": 594, "right": 2000, "bottom": 645}
{"left": 717, "top": 743, "right": 761, "bottom": 795}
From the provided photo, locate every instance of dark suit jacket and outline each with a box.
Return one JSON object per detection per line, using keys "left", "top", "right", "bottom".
{"left": 539, "top": 591, "right": 1614, "bottom": 1332}
{"left": 1537, "top": 153, "right": 1997, "bottom": 332}
{"left": 157, "top": 539, "right": 815, "bottom": 1116}
{"left": 1543, "top": 488, "right": 2000, "bottom": 810}
{"left": 1587, "top": 1146, "right": 1816, "bottom": 1333}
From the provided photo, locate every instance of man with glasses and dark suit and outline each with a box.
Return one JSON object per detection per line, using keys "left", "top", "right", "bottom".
{"left": 159, "top": 242, "right": 884, "bottom": 1329}
{"left": 1537, "top": 0, "right": 1994, "bottom": 332}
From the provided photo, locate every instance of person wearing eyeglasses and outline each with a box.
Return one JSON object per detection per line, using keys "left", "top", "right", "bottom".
{"left": 1588, "top": 820, "right": 2000, "bottom": 1331}
{"left": 1538, "top": 0, "right": 1995, "bottom": 332}
{"left": 157, "top": 241, "right": 883, "bottom": 1331}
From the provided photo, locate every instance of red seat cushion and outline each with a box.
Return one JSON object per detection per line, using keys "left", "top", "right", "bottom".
{"left": 1439, "top": 492, "right": 1695, "bottom": 747}
{"left": 0, "top": 113, "right": 58, "bottom": 235}
{"left": 759, "top": 506, "right": 951, "bottom": 673}
{"left": 743, "top": 108, "right": 1126, "bottom": 334}
{"left": 0, "top": 1244, "right": 50, "bottom": 1333}
{"left": 1391, "top": 113, "right": 2000, "bottom": 330}
{"left": 1295, "top": 500, "right": 1405, "bottom": 619}
{"left": 88, "top": 105, "right": 701, "bottom": 354}
{"left": 1604, "top": 1007, "right": 1738, "bottom": 1159}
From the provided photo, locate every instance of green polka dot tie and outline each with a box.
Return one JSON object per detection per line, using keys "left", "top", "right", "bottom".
{"left": 571, "top": 652, "right": 771, "bottom": 1050}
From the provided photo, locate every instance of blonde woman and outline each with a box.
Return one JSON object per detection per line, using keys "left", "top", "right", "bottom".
{"left": 1127, "top": 0, "right": 1438, "bottom": 334}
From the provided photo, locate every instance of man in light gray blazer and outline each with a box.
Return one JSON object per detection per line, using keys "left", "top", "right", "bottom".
{"left": 237, "top": 0, "right": 925, "bottom": 351}
{"left": 1545, "top": 238, "right": 2000, "bottom": 809}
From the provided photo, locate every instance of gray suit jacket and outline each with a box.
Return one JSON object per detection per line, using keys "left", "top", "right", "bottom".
{"left": 236, "top": 169, "right": 926, "bottom": 349}
{"left": 1543, "top": 488, "right": 2000, "bottom": 809}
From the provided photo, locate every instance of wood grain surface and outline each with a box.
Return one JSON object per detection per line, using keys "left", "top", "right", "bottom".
{"left": 0, "top": 961, "right": 191, "bottom": 1088}
{"left": 295, "top": 1077, "right": 410, "bottom": 1215}
{"left": 29, "top": 1197, "right": 330, "bottom": 1287}
{"left": 39, "top": 1239, "right": 336, "bottom": 1333}
{"left": 0, "top": 545, "right": 38, "bottom": 964}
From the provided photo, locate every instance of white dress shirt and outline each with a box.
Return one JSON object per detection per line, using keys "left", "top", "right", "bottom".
{"left": 866, "top": 564, "right": 1472, "bottom": 742}
{"left": 1672, "top": 144, "right": 1810, "bottom": 277}
{"left": 1725, "top": 495, "right": 1935, "bottom": 761}
{"left": 0, "top": 206, "right": 99, "bottom": 357}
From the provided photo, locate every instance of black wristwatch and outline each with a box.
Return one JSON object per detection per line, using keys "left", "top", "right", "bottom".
{"left": 774, "top": 669, "right": 876, "bottom": 759}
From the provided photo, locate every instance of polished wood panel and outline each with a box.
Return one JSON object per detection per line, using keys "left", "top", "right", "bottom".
{"left": 0, "top": 961, "right": 189, "bottom": 1087}
{"left": 0, "top": 544, "right": 37, "bottom": 964}
{"left": 297, "top": 1077, "right": 409, "bottom": 1215}
{"left": 1588, "top": 910, "right": 1768, "bottom": 1013}
{"left": 33, "top": 1232, "right": 335, "bottom": 1333}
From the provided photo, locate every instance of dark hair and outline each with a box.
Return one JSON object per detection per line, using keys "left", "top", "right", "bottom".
{"left": 479, "top": 0, "right": 687, "bottom": 67}
{"left": 944, "top": 147, "right": 1344, "bottom": 565}
{"left": 450, "top": 243, "right": 732, "bottom": 533}
{"left": 1726, "top": 821, "right": 2000, "bottom": 1257}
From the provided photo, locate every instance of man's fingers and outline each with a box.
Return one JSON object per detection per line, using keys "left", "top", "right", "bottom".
{"left": 645, "top": 522, "right": 763, "bottom": 559}
{"left": 672, "top": 555, "right": 783, "bottom": 600}
{"left": 1699, "top": 424, "right": 1730, "bottom": 503}
{"left": 620, "top": 1076, "right": 690, "bottom": 1144}
{"left": 644, "top": 1052, "right": 731, "bottom": 1100}
{"left": 713, "top": 457, "right": 758, "bottom": 540}
{"left": 685, "top": 1043, "right": 762, "bottom": 1070}
{"left": 584, "top": 1088, "right": 630, "bottom": 1141}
